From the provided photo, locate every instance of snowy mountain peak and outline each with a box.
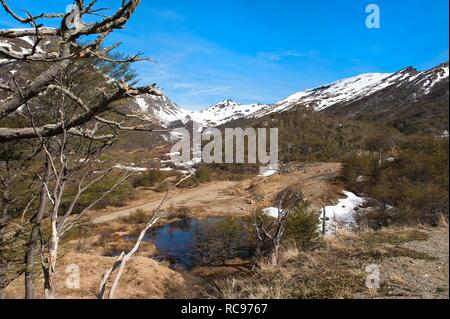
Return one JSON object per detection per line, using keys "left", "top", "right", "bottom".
{"left": 128, "top": 62, "right": 448, "bottom": 128}
{"left": 193, "top": 99, "right": 269, "bottom": 126}
{"left": 206, "top": 99, "right": 239, "bottom": 110}
{"left": 276, "top": 72, "right": 394, "bottom": 112}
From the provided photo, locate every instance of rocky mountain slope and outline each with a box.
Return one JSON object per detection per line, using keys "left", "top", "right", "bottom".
{"left": 131, "top": 63, "right": 448, "bottom": 133}
{"left": 324, "top": 63, "right": 449, "bottom": 133}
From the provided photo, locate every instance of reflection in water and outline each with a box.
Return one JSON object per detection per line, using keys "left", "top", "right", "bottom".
{"left": 123, "top": 217, "right": 253, "bottom": 270}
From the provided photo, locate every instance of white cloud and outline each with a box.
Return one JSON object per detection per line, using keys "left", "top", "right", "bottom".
{"left": 186, "top": 86, "right": 232, "bottom": 97}
{"left": 257, "top": 50, "right": 319, "bottom": 61}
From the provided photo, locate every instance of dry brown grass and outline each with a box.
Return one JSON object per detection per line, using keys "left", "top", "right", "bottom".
{"left": 3, "top": 252, "right": 186, "bottom": 299}
{"left": 212, "top": 237, "right": 367, "bottom": 299}
{"left": 212, "top": 225, "right": 443, "bottom": 299}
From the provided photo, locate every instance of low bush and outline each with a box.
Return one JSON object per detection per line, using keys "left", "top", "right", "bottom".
{"left": 120, "top": 209, "right": 149, "bottom": 224}
{"left": 154, "top": 181, "right": 170, "bottom": 193}
{"left": 195, "top": 166, "right": 211, "bottom": 183}
{"left": 62, "top": 174, "right": 135, "bottom": 213}
{"left": 177, "top": 176, "right": 199, "bottom": 189}
{"left": 167, "top": 206, "right": 191, "bottom": 220}
{"left": 342, "top": 135, "right": 449, "bottom": 226}
{"left": 286, "top": 205, "right": 320, "bottom": 251}
{"left": 132, "top": 170, "right": 179, "bottom": 188}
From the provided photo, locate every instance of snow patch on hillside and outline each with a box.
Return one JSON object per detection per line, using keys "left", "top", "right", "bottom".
{"left": 267, "top": 72, "right": 393, "bottom": 113}
{"left": 321, "top": 191, "right": 365, "bottom": 234}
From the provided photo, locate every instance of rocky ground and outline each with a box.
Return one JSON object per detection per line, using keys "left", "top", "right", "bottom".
{"left": 379, "top": 227, "right": 449, "bottom": 299}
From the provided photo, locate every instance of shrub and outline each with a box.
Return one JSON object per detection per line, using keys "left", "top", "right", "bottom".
{"left": 342, "top": 153, "right": 379, "bottom": 194}
{"left": 343, "top": 135, "right": 448, "bottom": 226}
{"left": 177, "top": 176, "right": 199, "bottom": 188}
{"left": 167, "top": 206, "right": 191, "bottom": 220}
{"left": 120, "top": 209, "right": 148, "bottom": 224}
{"left": 154, "top": 181, "right": 170, "bottom": 193}
{"left": 196, "top": 166, "right": 211, "bottom": 183}
{"left": 132, "top": 170, "right": 163, "bottom": 187}
{"left": 286, "top": 205, "right": 320, "bottom": 251}
{"left": 62, "top": 173, "right": 134, "bottom": 213}
{"left": 273, "top": 183, "right": 304, "bottom": 210}
{"left": 193, "top": 218, "right": 246, "bottom": 265}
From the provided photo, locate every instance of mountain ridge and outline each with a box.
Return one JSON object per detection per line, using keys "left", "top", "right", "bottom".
{"left": 1, "top": 32, "right": 448, "bottom": 133}
{"left": 129, "top": 62, "right": 448, "bottom": 132}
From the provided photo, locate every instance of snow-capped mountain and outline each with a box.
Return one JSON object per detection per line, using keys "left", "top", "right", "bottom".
{"left": 0, "top": 29, "right": 49, "bottom": 65}
{"left": 190, "top": 99, "right": 269, "bottom": 127}
{"left": 258, "top": 72, "right": 394, "bottom": 115}
{"left": 130, "top": 96, "right": 270, "bottom": 127}
{"left": 0, "top": 29, "right": 59, "bottom": 87}
{"left": 132, "top": 93, "right": 191, "bottom": 125}
{"left": 1, "top": 31, "right": 447, "bottom": 132}
{"left": 323, "top": 63, "right": 449, "bottom": 132}
{"left": 131, "top": 62, "right": 448, "bottom": 131}
{"left": 250, "top": 63, "right": 449, "bottom": 121}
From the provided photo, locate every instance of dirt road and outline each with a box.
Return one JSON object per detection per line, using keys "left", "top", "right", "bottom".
{"left": 91, "top": 162, "right": 343, "bottom": 224}
{"left": 91, "top": 181, "right": 249, "bottom": 224}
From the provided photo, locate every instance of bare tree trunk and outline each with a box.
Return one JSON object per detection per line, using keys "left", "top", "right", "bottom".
{"left": 42, "top": 169, "right": 65, "bottom": 301}
{"left": 25, "top": 161, "right": 50, "bottom": 299}
{"left": 270, "top": 220, "right": 285, "bottom": 267}
{"left": 0, "top": 179, "right": 11, "bottom": 298}
{"left": 44, "top": 218, "right": 59, "bottom": 299}
{"left": 24, "top": 227, "right": 39, "bottom": 299}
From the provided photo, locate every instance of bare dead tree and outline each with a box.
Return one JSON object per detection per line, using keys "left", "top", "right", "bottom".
{"left": 253, "top": 185, "right": 304, "bottom": 266}
{"left": 253, "top": 205, "right": 289, "bottom": 267}
{"left": 0, "top": 0, "right": 166, "bottom": 299}
{"left": 15, "top": 83, "right": 135, "bottom": 298}
{"left": 0, "top": 0, "right": 160, "bottom": 143}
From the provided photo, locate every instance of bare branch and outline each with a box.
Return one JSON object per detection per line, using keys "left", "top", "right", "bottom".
{"left": 98, "top": 173, "right": 193, "bottom": 299}
{"left": 0, "top": 0, "right": 64, "bottom": 25}
{"left": 0, "top": 60, "right": 70, "bottom": 119}
{"left": 71, "top": 0, "right": 141, "bottom": 38}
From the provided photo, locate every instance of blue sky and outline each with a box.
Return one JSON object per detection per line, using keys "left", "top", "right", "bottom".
{"left": 1, "top": 0, "right": 448, "bottom": 110}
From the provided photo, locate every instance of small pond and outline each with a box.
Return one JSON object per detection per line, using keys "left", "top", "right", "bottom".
{"left": 123, "top": 217, "right": 254, "bottom": 270}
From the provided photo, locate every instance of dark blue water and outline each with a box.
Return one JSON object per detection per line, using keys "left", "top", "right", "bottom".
{"left": 123, "top": 217, "right": 252, "bottom": 270}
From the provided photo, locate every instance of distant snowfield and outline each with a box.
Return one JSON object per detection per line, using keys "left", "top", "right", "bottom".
{"left": 114, "top": 164, "right": 148, "bottom": 172}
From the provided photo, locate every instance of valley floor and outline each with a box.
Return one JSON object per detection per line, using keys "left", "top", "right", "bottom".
{"left": 90, "top": 162, "right": 342, "bottom": 224}
{"left": 3, "top": 162, "right": 448, "bottom": 299}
